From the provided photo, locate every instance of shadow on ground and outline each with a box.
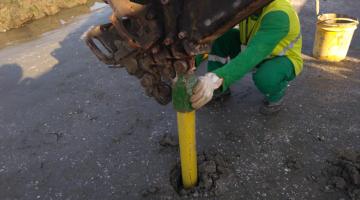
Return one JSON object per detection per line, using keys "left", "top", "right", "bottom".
{"left": 0, "top": 7, "right": 178, "bottom": 200}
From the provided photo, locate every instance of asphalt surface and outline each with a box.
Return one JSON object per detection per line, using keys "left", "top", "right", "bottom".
{"left": 0, "top": 1, "right": 359, "bottom": 200}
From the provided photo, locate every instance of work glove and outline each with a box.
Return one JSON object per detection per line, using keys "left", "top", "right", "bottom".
{"left": 191, "top": 73, "right": 223, "bottom": 110}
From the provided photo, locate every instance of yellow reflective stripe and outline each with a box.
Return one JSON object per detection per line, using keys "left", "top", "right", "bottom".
{"left": 278, "top": 33, "right": 302, "bottom": 56}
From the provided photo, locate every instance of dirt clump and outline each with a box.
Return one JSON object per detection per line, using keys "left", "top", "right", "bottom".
{"left": 159, "top": 134, "right": 178, "bottom": 147}
{"left": 285, "top": 155, "right": 302, "bottom": 171}
{"left": 325, "top": 151, "right": 360, "bottom": 200}
{"left": 170, "top": 151, "right": 234, "bottom": 198}
{"left": 141, "top": 186, "right": 160, "bottom": 198}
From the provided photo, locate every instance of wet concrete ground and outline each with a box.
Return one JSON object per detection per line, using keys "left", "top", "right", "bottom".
{"left": 0, "top": 1, "right": 359, "bottom": 199}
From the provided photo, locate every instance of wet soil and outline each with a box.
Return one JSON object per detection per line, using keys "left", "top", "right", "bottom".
{"left": 325, "top": 151, "right": 360, "bottom": 200}
{"left": 170, "top": 151, "right": 235, "bottom": 198}
{"left": 159, "top": 134, "right": 178, "bottom": 148}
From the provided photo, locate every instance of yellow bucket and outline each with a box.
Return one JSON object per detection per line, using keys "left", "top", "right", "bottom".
{"left": 313, "top": 13, "right": 359, "bottom": 62}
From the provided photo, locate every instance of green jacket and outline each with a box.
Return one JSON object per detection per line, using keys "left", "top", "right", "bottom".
{"left": 213, "top": 0, "right": 303, "bottom": 91}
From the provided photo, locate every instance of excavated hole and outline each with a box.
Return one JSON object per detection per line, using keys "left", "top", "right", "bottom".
{"left": 170, "top": 151, "right": 231, "bottom": 198}
{"left": 325, "top": 150, "right": 360, "bottom": 200}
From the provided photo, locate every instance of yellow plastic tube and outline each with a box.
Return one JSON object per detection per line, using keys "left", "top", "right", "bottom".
{"left": 176, "top": 111, "right": 198, "bottom": 189}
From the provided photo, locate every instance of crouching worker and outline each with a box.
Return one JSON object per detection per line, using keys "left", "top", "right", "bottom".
{"left": 191, "top": 0, "right": 303, "bottom": 115}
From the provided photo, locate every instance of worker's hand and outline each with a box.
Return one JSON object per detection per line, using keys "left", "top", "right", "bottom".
{"left": 191, "top": 73, "right": 223, "bottom": 109}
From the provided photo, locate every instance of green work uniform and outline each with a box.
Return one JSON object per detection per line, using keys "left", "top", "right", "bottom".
{"left": 200, "top": 0, "right": 303, "bottom": 103}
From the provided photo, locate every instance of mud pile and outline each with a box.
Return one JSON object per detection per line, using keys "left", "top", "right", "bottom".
{"left": 170, "top": 151, "right": 234, "bottom": 198}
{"left": 326, "top": 151, "right": 360, "bottom": 200}
{"left": 0, "top": 0, "right": 93, "bottom": 32}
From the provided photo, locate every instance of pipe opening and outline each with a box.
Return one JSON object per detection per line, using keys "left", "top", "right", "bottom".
{"left": 169, "top": 151, "right": 232, "bottom": 198}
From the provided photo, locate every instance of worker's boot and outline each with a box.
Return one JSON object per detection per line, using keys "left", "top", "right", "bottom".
{"left": 259, "top": 98, "right": 284, "bottom": 115}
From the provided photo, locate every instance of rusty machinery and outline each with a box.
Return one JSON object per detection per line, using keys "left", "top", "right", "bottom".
{"left": 85, "top": 0, "right": 273, "bottom": 105}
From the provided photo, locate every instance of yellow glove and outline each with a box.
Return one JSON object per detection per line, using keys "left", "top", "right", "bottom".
{"left": 191, "top": 73, "right": 223, "bottom": 109}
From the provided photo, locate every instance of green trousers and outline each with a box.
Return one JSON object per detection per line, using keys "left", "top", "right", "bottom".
{"left": 206, "top": 29, "right": 296, "bottom": 103}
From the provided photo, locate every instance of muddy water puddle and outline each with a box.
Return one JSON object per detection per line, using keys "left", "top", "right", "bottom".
{"left": 0, "top": 1, "right": 108, "bottom": 49}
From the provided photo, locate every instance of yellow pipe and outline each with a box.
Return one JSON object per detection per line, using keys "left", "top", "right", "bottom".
{"left": 176, "top": 111, "right": 198, "bottom": 188}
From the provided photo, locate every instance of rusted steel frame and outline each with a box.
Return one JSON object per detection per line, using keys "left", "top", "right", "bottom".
{"left": 199, "top": 0, "right": 274, "bottom": 43}
{"left": 85, "top": 23, "right": 121, "bottom": 65}
{"left": 85, "top": 0, "right": 275, "bottom": 106}
{"left": 111, "top": 15, "right": 142, "bottom": 49}
{"left": 109, "top": 0, "right": 161, "bottom": 50}
{"left": 161, "top": 0, "right": 183, "bottom": 46}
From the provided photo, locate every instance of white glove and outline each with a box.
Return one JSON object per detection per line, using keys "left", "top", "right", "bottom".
{"left": 191, "top": 73, "right": 223, "bottom": 110}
